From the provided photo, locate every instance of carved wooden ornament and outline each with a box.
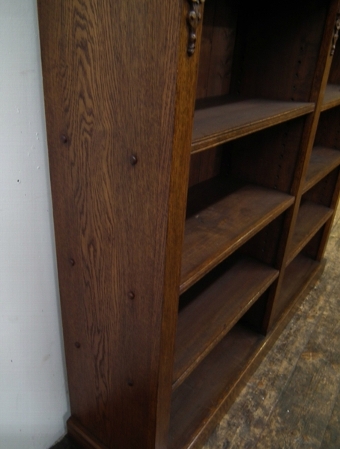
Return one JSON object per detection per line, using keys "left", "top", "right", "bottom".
{"left": 331, "top": 15, "right": 340, "bottom": 56}
{"left": 187, "top": 0, "right": 205, "bottom": 56}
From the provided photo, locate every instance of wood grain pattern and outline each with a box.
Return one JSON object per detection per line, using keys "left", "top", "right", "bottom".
{"left": 303, "top": 146, "right": 340, "bottom": 193}
{"left": 227, "top": 117, "right": 307, "bottom": 194}
{"left": 272, "top": 255, "right": 321, "bottom": 324}
{"left": 315, "top": 169, "right": 340, "bottom": 260}
{"left": 169, "top": 324, "right": 265, "bottom": 449}
{"left": 239, "top": 215, "right": 286, "bottom": 267}
{"left": 308, "top": 30, "right": 340, "bottom": 263}
{"left": 169, "top": 252, "right": 324, "bottom": 449}
{"left": 321, "top": 83, "right": 340, "bottom": 110}
{"left": 188, "top": 148, "right": 222, "bottom": 188}
{"left": 200, "top": 208, "right": 339, "bottom": 449}
{"left": 304, "top": 168, "right": 340, "bottom": 207}
{"left": 295, "top": 1, "right": 340, "bottom": 271}
{"left": 181, "top": 178, "right": 294, "bottom": 293}
{"left": 231, "top": 0, "right": 330, "bottom": 102}
{"left": 38, "top": 1, "right": 195, "bottom": 448}
{"left": 263, "top": 0, "right": 340, "bottom": 330}
{"left": 192, "top": 99, "right": 314, "bottom": 153}
{"left": 173, "top": 257, "right": 278, "bottom": 390}
{"left": 195, "top": 0, "right": 238, "bottom": 100}
{"left": 38, "top": 1, "right": 340, "bottom": 448}
{"left": 315, "top": 107, "right": 340, "bottom": 150}
{"left": 153, "top": 0, "right": 205, "bottom": 445}
{"left": 286, "top": 201, "right": 334, "bottom": 265}
{"left": 67, "top": 418, "right": 108, "bottom": 449}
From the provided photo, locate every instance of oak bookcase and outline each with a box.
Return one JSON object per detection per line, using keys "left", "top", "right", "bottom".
{"left": 38, "top": 1, "right": 340, "bottom": 448}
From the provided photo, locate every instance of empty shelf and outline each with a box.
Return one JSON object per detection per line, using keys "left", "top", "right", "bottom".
{"left": 192, "top": 98, "right": 314, "bottom": 153}
{"left": 174, "top": 256, "right": 278, "bottom": 389}
{"left": 181, "top": 177, "right": 294, "bottom": 293}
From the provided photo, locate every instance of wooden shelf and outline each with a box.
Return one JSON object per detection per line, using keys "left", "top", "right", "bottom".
{"left": 169, "top": 322, "right": 264, "bottom": 449}
{"left": 173, "top": 257, "right": 278, "bottom": 390}
{"left": 169, "top": 255, "right": 324, "bottom": 449}
{"left": 321, "top": 84, "right": 340, "bottom": 111}
{"left": 286, "top": 201, "right": 333, "bottom": 266}
{"left": 303, "top": 146, "right": 340, "bottom": 194}
{"left": 278, "top": 254, "right": 321, "bottom": 314}
{"left": 192, "top": 98, "right": 314, "bottom": 154}
{"left": 181, "top": 177, "right": 294, "bottom": 293}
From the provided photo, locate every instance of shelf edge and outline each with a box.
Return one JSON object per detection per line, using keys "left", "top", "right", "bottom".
{"left": 191, "top": 102, "right": 314, "bottom": 154}
{"left": 173, "top": 260, "right": 279, "bottom": 390}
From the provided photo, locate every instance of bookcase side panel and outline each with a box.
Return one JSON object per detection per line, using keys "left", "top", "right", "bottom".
{"left": 37, "top": 2, "right": 191, "bottom": 448}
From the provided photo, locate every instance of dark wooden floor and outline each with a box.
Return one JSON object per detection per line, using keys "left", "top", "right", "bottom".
{"left": 51, "top": 208, "right": 340, "bottom": 449}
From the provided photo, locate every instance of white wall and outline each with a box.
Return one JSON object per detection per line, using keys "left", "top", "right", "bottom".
{"left": 0, "top": 1, "right": 69, "bottom": 448}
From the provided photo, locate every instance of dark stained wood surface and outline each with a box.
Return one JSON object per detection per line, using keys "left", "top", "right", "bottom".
{"left": 315, "top": 107, "right": 340, "bottom": 150}
{"left": 321, "top": 83, "right": 340, "bottom": 110}
{"left": 169, "top": 251, "right": 324, "bottom": 449}
{"left": 231, "top": 0, "right": 330, "bottom": 102}
{"left": 173, "top": 257, "right": 278, "bottom": 390}
{"left": 286, "top": 201, "right": 333, "bottom": 265}
{"left": 195, "top": 0, "right": 237, "bottom": 100}
{"left": 152, "top": 1, "right": 205, "bottom": 446}
{"left": 200, "top": 209, "right": 340, "bottom": 449}
{"left": 39, "top": 0, "right": 340, "bottom": 448}
{"left": 181, "top": 178, "right": 294, "bottom": 293}
{"left": 53, "top": 209, "right": 340, "bottom": 449}
{"left": 192, "top": 99, "right": 314, "bottom": 153}
{"left": 188, "top": 148, "right": 222, "bottom": 188}
{"left": 226, "top": 117, "right": 307, "bottom": 194}
{"left": 66, "top": 419, "right": 107, "bottom": 449}
{"left": 303, "top": 168, "right": 340, "bottom": 208}
{"left": 316, "top": 168, "right": 340, "bottom": 260}
{"left": 273, "top": 255, "right": 321, "bottom": 324}
{"left": 303, "top": 146, "right": 340, "bottom": 193}
{"left": 37, "top": 1, "right": 196, "bottom": 448}
{"left": 169, "top": 323, "right": 265, "bottom": 449}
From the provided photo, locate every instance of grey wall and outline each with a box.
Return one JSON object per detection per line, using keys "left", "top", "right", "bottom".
{"left": 0, "top": 1, "right": 69, "bottom": 447}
